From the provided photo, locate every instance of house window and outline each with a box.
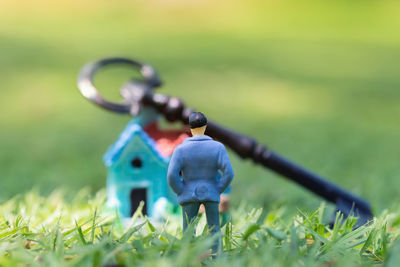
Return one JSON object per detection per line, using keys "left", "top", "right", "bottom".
{"left": 131, "top": 157, "right": 143, "bottom": 168}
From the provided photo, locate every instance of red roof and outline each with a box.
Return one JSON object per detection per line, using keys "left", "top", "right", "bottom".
{"left": 143, "top": 122, "right": 190, "bottom": 157}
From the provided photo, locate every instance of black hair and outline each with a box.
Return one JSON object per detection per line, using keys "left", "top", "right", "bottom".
{"left": 189, "top": 112, "right": 207, "bottom": 129}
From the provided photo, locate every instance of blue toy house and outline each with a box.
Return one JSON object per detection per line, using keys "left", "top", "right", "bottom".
{"left": 103, "top": 108, "right": 188, "bottom": 219}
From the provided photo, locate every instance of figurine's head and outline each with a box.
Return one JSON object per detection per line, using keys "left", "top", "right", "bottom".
{"left": 189, "top": 112, "right": 207, "bottom": 136}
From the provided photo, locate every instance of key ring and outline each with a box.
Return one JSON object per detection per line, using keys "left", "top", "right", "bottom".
{"left": 77, "top": 57, "right": 162, "bottom": 114}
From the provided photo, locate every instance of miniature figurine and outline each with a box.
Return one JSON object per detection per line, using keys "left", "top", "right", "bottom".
{"left": 167, "top": 112, "right": 234, "bottom": 255}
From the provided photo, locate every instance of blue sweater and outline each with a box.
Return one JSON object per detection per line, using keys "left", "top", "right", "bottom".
{"left": 167, "top": 135, "right": 234, "bottom": 204}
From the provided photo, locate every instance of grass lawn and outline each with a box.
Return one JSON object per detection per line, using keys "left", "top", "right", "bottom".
{"left": 1, "top": 190, "right": 399, "bottom": 266}
{"left": 1, "top": 0, "right": 400, "bottom": 265}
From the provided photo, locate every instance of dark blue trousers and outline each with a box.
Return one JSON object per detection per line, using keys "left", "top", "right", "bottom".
{"left": 181, "top": 201, "right": 222, "bottom": 255}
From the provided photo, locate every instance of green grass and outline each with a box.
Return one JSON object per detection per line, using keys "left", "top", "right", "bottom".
{"left": 1, "top": 0, "right": 400, "bottom": 265}
{"left": 0, "top": 190, "right": 399, "bottom": 266}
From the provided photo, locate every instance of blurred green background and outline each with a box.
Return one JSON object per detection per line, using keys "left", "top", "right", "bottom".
{"left": 1, "top": 0, "right": 399, "bottom": 215}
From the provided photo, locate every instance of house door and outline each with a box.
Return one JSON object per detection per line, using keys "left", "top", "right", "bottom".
{"left": 130, "top": 188, "right": 148, "bottom": 216}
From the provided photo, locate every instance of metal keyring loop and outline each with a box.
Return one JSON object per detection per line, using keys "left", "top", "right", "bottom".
{"left": 77, "top": 57, "right": 162, "bottom": 113}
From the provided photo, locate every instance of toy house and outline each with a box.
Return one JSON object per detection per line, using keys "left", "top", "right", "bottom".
{"left": 103, "top": 108, "right": 189, "bottom": 219}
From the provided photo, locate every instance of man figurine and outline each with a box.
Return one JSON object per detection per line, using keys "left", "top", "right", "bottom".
{"left": 167, "top": 112, "right": 234, "bottom": 256}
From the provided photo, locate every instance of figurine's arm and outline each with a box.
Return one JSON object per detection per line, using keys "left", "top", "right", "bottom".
{"left": 217, "top": 145, "right": 234, "bottom": 193}
{"left": 167, "top": 148, "right": 184, "bottom": 195}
